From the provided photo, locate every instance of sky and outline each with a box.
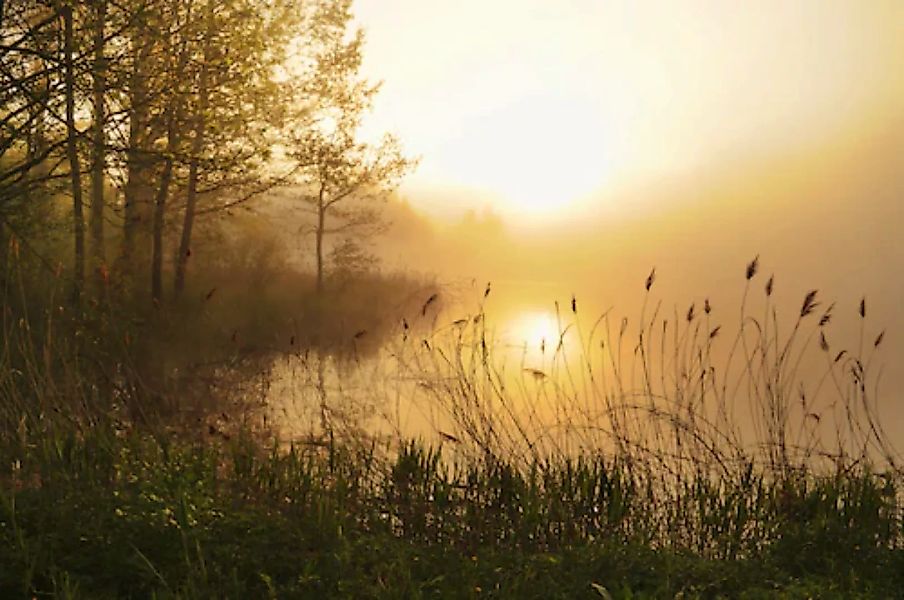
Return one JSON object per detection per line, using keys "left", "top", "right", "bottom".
{"left": 344, "top": 0, "right": 904, "bottom": 439}
{"left": 353, "top": 0, "right": 903, "bottom": 223}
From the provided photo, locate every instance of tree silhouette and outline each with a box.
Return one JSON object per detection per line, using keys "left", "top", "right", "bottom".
{"left": 289, "top": 0, "right": 414, "bottom": 294}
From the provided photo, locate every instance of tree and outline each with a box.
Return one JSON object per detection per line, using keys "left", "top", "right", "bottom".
{"left": 61, "top": 3, "right": 85, "bottom": 302}
{"left": 150, "top": 0, "right": 193, "bottom": 303}
{"left": 172, "top": 0, "right": 308, "bottom": 297}
{"left": 0, "top": 1, "right": 64, "bottom": 213}
{"left": 106, "top": 0, "right": 306, "bottom": 302}
{"left": 0, "top": 1, "right": 77, "bottom": 284}
{"left": 3, "top": 0, "right": 389, "bottom": 307}
{"left": 171, "top": 0, "right": 213, "bottom": 296}
{"left": 88, "top": 0, "right": 106, "bottom": 291}
{"left": 289, "top": 0, "right": 414, "bottom": 294}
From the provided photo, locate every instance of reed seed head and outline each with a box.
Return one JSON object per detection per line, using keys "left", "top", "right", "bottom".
{"left": 800, "top": 290, "right": 819, "bottom": 317}
{"left": 746, "top": 255, "right": 759, "bottom": 280}
{"left": 819, "top": 302, "right": 835, "bottom": 327}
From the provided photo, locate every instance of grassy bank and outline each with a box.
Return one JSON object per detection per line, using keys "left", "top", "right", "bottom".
{"left": 1, "top": 425, "right": 901, "bottom": 598}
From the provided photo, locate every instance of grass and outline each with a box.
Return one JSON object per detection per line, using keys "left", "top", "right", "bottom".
{"left": 1, "top": 428, "right": 901, "bottom": 598}
{"left": 391, "top": 257, "right": 897, "bottom": 478}
{"left": 0, "top": 254, "right": 902, "bottom": 597}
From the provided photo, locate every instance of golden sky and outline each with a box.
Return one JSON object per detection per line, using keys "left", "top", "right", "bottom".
{"left": 354, "top": 0, "right": 903, "bottom": 222}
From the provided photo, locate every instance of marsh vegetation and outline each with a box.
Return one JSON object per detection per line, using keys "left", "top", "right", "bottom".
{"left": 2, "top": 0, "right": 902, "bottom": 597}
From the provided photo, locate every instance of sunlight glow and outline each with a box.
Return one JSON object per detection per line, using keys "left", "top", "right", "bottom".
{"left": 354, "top": 0, "right": 903, "bottom": 223}
{"left": 438, "top": 93, "right": 614, "bottom": 217}
{"left": 508, "top": 311, "right": 561, "bottom": 352}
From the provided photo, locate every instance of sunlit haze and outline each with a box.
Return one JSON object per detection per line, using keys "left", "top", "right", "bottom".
{"left": 355, "top": 0, "right": 903, "bottom": 223}
{"left": 350, "top": 1, "right": 903, "bottom": 439}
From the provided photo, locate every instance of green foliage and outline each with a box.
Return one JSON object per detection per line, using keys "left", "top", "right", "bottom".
{"left": 0, "top": 425, "right": 900, "bottom": 598}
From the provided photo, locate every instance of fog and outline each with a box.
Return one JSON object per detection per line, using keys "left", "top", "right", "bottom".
{"left": 358, "top": 111, "right": 904, "bottom": 442}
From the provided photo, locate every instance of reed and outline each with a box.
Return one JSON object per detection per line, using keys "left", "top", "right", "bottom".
{"left": 0, "top": 256, "right": 901, "bottom": 597}
{"left": 390, "top": 257, "right": 898, "bottom": 482}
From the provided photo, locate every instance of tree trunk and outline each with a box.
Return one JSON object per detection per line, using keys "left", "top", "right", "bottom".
{"left": 90, "top": 0, "right": 107, "bottom": 292}
{"left": 121, "top": 39, "right": 154, "bottom": 288}
{"left": 151, "top": 0, "right": 192, "bottom": 304}
{"left": 28, "top": 33, "right": 50, "bottom": 181}
{"left": 172, "top": 142, "right": 200, "bottom": 296}
{"left": 0, "top": 222, "right": 6, "bottom": 281}
{"left": 151, "top": 108, "right": 179, "bottom": 306}
{"left": 315, "top": 184, "right": 326, "bottom": 295}
{"left": 174, "top": 7, "right": 213, "bottom": 296}
{"left": 150, "top": 156, "right": 173, "bottom": 304}
{"left": 63, "top": 5, "right": 85, "bottom": 304}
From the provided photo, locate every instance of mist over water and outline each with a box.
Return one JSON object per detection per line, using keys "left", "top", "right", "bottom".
{"left": 268, "top": 120, "right": 904, "bottom": 455}
{"left": 274, "top": 115, "right": 903, "bottom": 452}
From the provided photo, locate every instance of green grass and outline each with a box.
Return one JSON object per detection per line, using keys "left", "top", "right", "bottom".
{"left": 1, "top": 427, "right": 900, "bottom": 598}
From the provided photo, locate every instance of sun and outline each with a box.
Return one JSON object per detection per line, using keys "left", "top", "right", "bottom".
{"left": 507, "top": 311, "right": 561, "bottom": 352}
{"left": 433, "top": 92, "right": 615, "bottom": 220}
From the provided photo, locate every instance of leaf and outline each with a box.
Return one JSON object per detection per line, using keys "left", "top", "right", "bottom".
{"left": 591, "top": 582, "right": 614, "bottom": 599}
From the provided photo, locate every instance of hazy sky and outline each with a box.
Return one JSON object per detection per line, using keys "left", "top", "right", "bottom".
{"left": 353, "top": 0, "right": 903, "bottom": 222}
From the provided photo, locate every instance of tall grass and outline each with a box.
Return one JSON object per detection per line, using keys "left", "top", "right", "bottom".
{"left": 1, "top": 254, "right": 901, "bottom": 596}
{"left": 390, "top": 258, "right": 898, "bottom": 481}
{"left": 1, "top": 421, "right": 900, "bottom": 596}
